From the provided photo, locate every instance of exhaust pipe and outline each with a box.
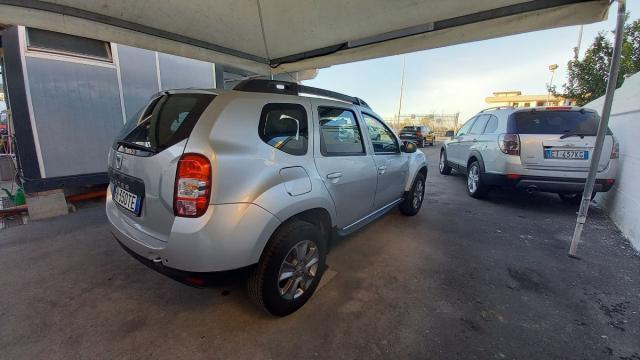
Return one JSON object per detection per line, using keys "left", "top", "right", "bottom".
{"left": 526, "top": 185, "right": 538, "bottom": 194}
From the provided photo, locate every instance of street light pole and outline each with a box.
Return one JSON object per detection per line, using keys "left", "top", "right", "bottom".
{"left": 396, "top": 57, "right": 406, "bottom": 132}
{"left": 547, "top": 64, "right": 558, "bottom": 104}
{"left": 569, "top": 0, "right": 625, "bottom": 257}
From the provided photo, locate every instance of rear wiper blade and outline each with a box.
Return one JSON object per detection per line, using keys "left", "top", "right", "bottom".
{"left": 116, "top": 140, "right": 156, "bottom": 153}
{"left": 559, "top": 133, "right": 586, "bottom": 139}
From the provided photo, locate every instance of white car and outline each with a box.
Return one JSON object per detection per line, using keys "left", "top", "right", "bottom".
{"left": 439, "top": 106, "right": 618, "bottom": 202}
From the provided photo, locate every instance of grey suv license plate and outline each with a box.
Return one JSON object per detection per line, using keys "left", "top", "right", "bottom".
{"left": 544, "top": 149, "right": 588, "bottom": 160}
{"left": 108, "top": 169, "right": 145, "bottom": 216}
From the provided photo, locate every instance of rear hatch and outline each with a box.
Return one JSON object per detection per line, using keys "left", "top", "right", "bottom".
{"left": 513, "top": 108, "right": 613, "bottom": 172}
{"left": 399, "top": 126, "right": 420, "bottom": 140}
{"left": 109, "top": 92, "right": 215, "bottom": 241}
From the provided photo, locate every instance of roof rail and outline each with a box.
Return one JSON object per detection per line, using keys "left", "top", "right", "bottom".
{"left": 234, "top": 79, "right": 370, "bottom": 109}
{"left": 480, "top": 106, "right": 515, "bottom": 112}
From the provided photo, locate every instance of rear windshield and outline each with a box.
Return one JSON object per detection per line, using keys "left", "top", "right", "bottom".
{"left": 116, "top": 93, "right": 214, "bottom": 153}
{"left": 401, "top": 126, "right": 418, "bottom": 133}
{"left": 512, "top": 111, "right": 602, "bottom": 135}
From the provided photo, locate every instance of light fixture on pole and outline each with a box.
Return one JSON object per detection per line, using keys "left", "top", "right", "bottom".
{"left": 547, "top": 63, "right": 558, "bottom": 104}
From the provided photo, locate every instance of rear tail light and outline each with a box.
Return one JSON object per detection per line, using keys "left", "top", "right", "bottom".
{"left": 499, "top": 133, "right": 520, "bottom": 155}
{"left": 174, "top": 153, "right": 211, "bottom": 218}
{"left": 610, "top": 140, "right": 619, "bottom": 159}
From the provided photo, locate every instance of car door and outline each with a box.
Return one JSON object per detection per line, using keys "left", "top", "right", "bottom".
{"left": 460, "top": 114, "right": 491, "bottom": 167}
{"left": 361, "top": 113, "right": 409, "bottom": 209}
{"left": 312, "top": 101, "right": 378, "bottom": 229}
{"left": 448, "top": 117, "right": 476, "bottom": 165}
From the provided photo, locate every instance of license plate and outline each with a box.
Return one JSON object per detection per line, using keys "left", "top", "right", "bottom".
{"left": 112, "top": 185, "right": 142, "bottom": 215}
{"left": 544, "top": 149, "right": 589, "bottom": 160}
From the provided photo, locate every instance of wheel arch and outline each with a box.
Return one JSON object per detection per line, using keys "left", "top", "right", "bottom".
{"left": 467, "top": 151, "right": 486, "bottom": 173}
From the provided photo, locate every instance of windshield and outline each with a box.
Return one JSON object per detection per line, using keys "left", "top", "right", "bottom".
{"left": 115, "top": 93, "right": 215, "bottom": 153}
{"left": 512, "top": 110, "right": 607, "bottom": 135}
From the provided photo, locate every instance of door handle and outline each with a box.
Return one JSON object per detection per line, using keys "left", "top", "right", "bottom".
{"left": 377, "top": 165, "right": 387, "bottom": 174}
{"left": 326, "top": 172, "right": 343, "bottom": 180}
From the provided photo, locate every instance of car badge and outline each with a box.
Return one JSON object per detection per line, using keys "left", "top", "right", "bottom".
{"left": 115, "top": 153, "right": 123, "bottom": 170}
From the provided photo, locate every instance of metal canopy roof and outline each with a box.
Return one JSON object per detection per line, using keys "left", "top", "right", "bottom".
{"left": 0, "top": 0, "right": 608, "bottom": 75}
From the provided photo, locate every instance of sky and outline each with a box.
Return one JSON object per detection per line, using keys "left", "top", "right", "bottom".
{"left": 303, "top": 2, "right": 640, "bottom": 124}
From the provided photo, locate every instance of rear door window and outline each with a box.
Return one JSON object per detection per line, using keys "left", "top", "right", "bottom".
{"left": 483, "top": 115, "right": 499, "bottom": 134}
{"left": 118, "top": 93, "right": 214, "bottom": 153}
{"left": 259, "top": 103, "right": 308, "bottom": 156}
{"left": 512, "top": 111, "right": 605, "bottom": 135}
{"left": 469, "top": 115, "right": 489, "bottom": 135}
{"left": 318, "top": 107, "right": 365, "bottom": 156}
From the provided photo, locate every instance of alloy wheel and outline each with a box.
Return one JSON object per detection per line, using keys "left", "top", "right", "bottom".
{"left": 277, "top": 240, "right": 319, "bottom": 300}
{"left": 412, "top": 178, "right": 425, "bottom": 209}
{"left": 468, "top": 165, "right": 479, "bottom": 194}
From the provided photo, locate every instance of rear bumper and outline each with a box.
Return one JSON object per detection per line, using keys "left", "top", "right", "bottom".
{"left": 115, "top": 238, "right": 251, "bottom": 287}
{"left": 107, "top": 191, "right": 282, "bottom": 272}
{"left": 483, "top": 174, "right": 615, "bottom": 193}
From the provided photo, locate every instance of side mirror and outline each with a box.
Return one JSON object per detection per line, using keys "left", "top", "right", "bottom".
{"left": 445, "top": 130, "right": 454, "bottom": 137}
{"left": 401, "top": 141, "right": 417, "bottom": 153}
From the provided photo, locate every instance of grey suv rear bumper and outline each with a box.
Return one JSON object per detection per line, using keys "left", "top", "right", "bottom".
{"left": 483, "top": 174, "right": 615, "bottom": 193}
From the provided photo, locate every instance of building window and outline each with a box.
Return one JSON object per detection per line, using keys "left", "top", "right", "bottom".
{"left": 524, "top": 102, "right": 530, "bottom": 107}
{"left": 26, "top": 28, "right": 112, "bottom": 62}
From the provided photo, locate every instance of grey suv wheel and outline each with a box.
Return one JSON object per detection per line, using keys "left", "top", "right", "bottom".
{"left": 439, "top": 150, "right": 452, "bottom": 175}
{"left": 248, "top": 220, "right": 326, "bottom": 316}
{"left": 467, "top": 161, "right": 488, "bottom": 198}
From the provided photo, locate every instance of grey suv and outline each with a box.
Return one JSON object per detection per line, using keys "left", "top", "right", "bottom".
{"left": 107, "top": 80, "right": 428, "bottom": 316}
{"left": 439, "top": 106, "right": 618, "bottom": 201}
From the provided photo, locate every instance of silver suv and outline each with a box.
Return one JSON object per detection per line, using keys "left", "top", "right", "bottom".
{"left": 106, "top": 80, "right": 427, "bottom": 316}
{"left": 439, "top": 106, "right": 618, "bottom": 201}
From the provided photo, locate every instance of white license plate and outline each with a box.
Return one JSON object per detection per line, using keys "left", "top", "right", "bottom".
{"left": 545, "top": 149, "right": 589, "bottom": 160}
{"left": 112, "top": 185, "right": 141, "bottom": 215}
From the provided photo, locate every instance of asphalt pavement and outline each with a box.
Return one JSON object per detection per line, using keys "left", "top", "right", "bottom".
{"left": 1, "top": 145, "right": 638, "bottom": 359}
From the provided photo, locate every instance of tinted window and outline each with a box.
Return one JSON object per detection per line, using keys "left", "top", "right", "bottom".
{"left": 363, "top": 114, "right": 399, "bottom": 153}
{"left": 469, "top": 115, "right": 489, "bottom": 135}
{"left": 400, "top": 126, "right": 417, "bottom": 134}
{"left": 483, "top": 115, "right": 499, "bottom": 134}
{"left": 259, "top": 103, "right": 308, "bottom": 156}
{"left": 118, "top": 93, "right": 214, "bottom": 153}
{"left": 513, "top": 111, "right": 602, "bottom": 135}
{"left": 457, "top": 118, "right": 475, "bottom": 136}
{"left": 318, "top": 107, "right": 365, "bottom": 156}
{"left": 27, "top": 28, "right": 112, "bottom": 61}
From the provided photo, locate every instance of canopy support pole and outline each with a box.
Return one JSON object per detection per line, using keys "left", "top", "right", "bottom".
{"left": 569, "top": 0, "right": 625, "bottom": 257}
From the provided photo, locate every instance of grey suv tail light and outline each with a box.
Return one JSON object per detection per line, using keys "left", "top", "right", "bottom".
{"left": 610, "top": 139, "right": 620, "bottom": 159}
{"left": 498, "top": 133, "right": 520, "bottom": 155}
{"left": 174, "top": 153, "right": 211, "bottom": 218}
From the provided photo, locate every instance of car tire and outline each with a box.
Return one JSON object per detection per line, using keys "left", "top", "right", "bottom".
{"left": 400, "top": 172, "right": 426, "bottom": 216}
{"left": 247, "top": 220, "right": 326, "bottom": 317}
{"left": 467, "top": 161, "right": 489, "bottom": 198}
{"left": 439, "top": 150, "right": 452, "bottom": 175}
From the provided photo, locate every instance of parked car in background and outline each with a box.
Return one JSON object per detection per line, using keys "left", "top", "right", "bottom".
{"left": 399, "top": 125, "right": 434, "bottom": 147}
{"left": 439, "top": 106, "right": 618, "bottom": 202}
{"left": 106, "top": 80, "right": 428, "bottom": 316}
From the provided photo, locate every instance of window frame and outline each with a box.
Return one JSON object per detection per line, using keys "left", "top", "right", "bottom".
{"left": 318, "top": 106, "right": 367, "bottom": 157}
{"left": 469, "top": 114, "right": 490, "bottom": 135}
{"left": 25, "top": 27, "right": 113, "bottom": 63}
{"left": 456, "top": 117, "right": 476, "bottom": 136}
{"left": 258, "top": 103, "right": 309, "bottom": 156}
{"left": 362, "top": 112, "right": 400, "bottom": 155}
{"left": 482, "top": 115, "right": 499, "bottom": 134}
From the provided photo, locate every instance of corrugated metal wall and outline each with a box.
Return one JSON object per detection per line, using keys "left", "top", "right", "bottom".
{"left": 117, "top": 45, "right": 158, "bottom": 121}
{"left": 26, "top": 57, "right": 123, "bottom": 177}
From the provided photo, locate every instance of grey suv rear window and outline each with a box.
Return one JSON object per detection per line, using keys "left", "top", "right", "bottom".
{"left": 117, "top": 93, "right": 214, "bottom": 153}
{"left": 512, "top": 111, "right": 601, "bottom": 135}
{"left": 259, "top": 103, "right": 308, "bottom": 156}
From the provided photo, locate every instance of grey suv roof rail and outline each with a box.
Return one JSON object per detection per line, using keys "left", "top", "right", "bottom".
{"left": 234, "top": 79, "right": 370, "bottom": 109}
{"left": 480, "top": 106, "right": 515, "bottom": 112}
